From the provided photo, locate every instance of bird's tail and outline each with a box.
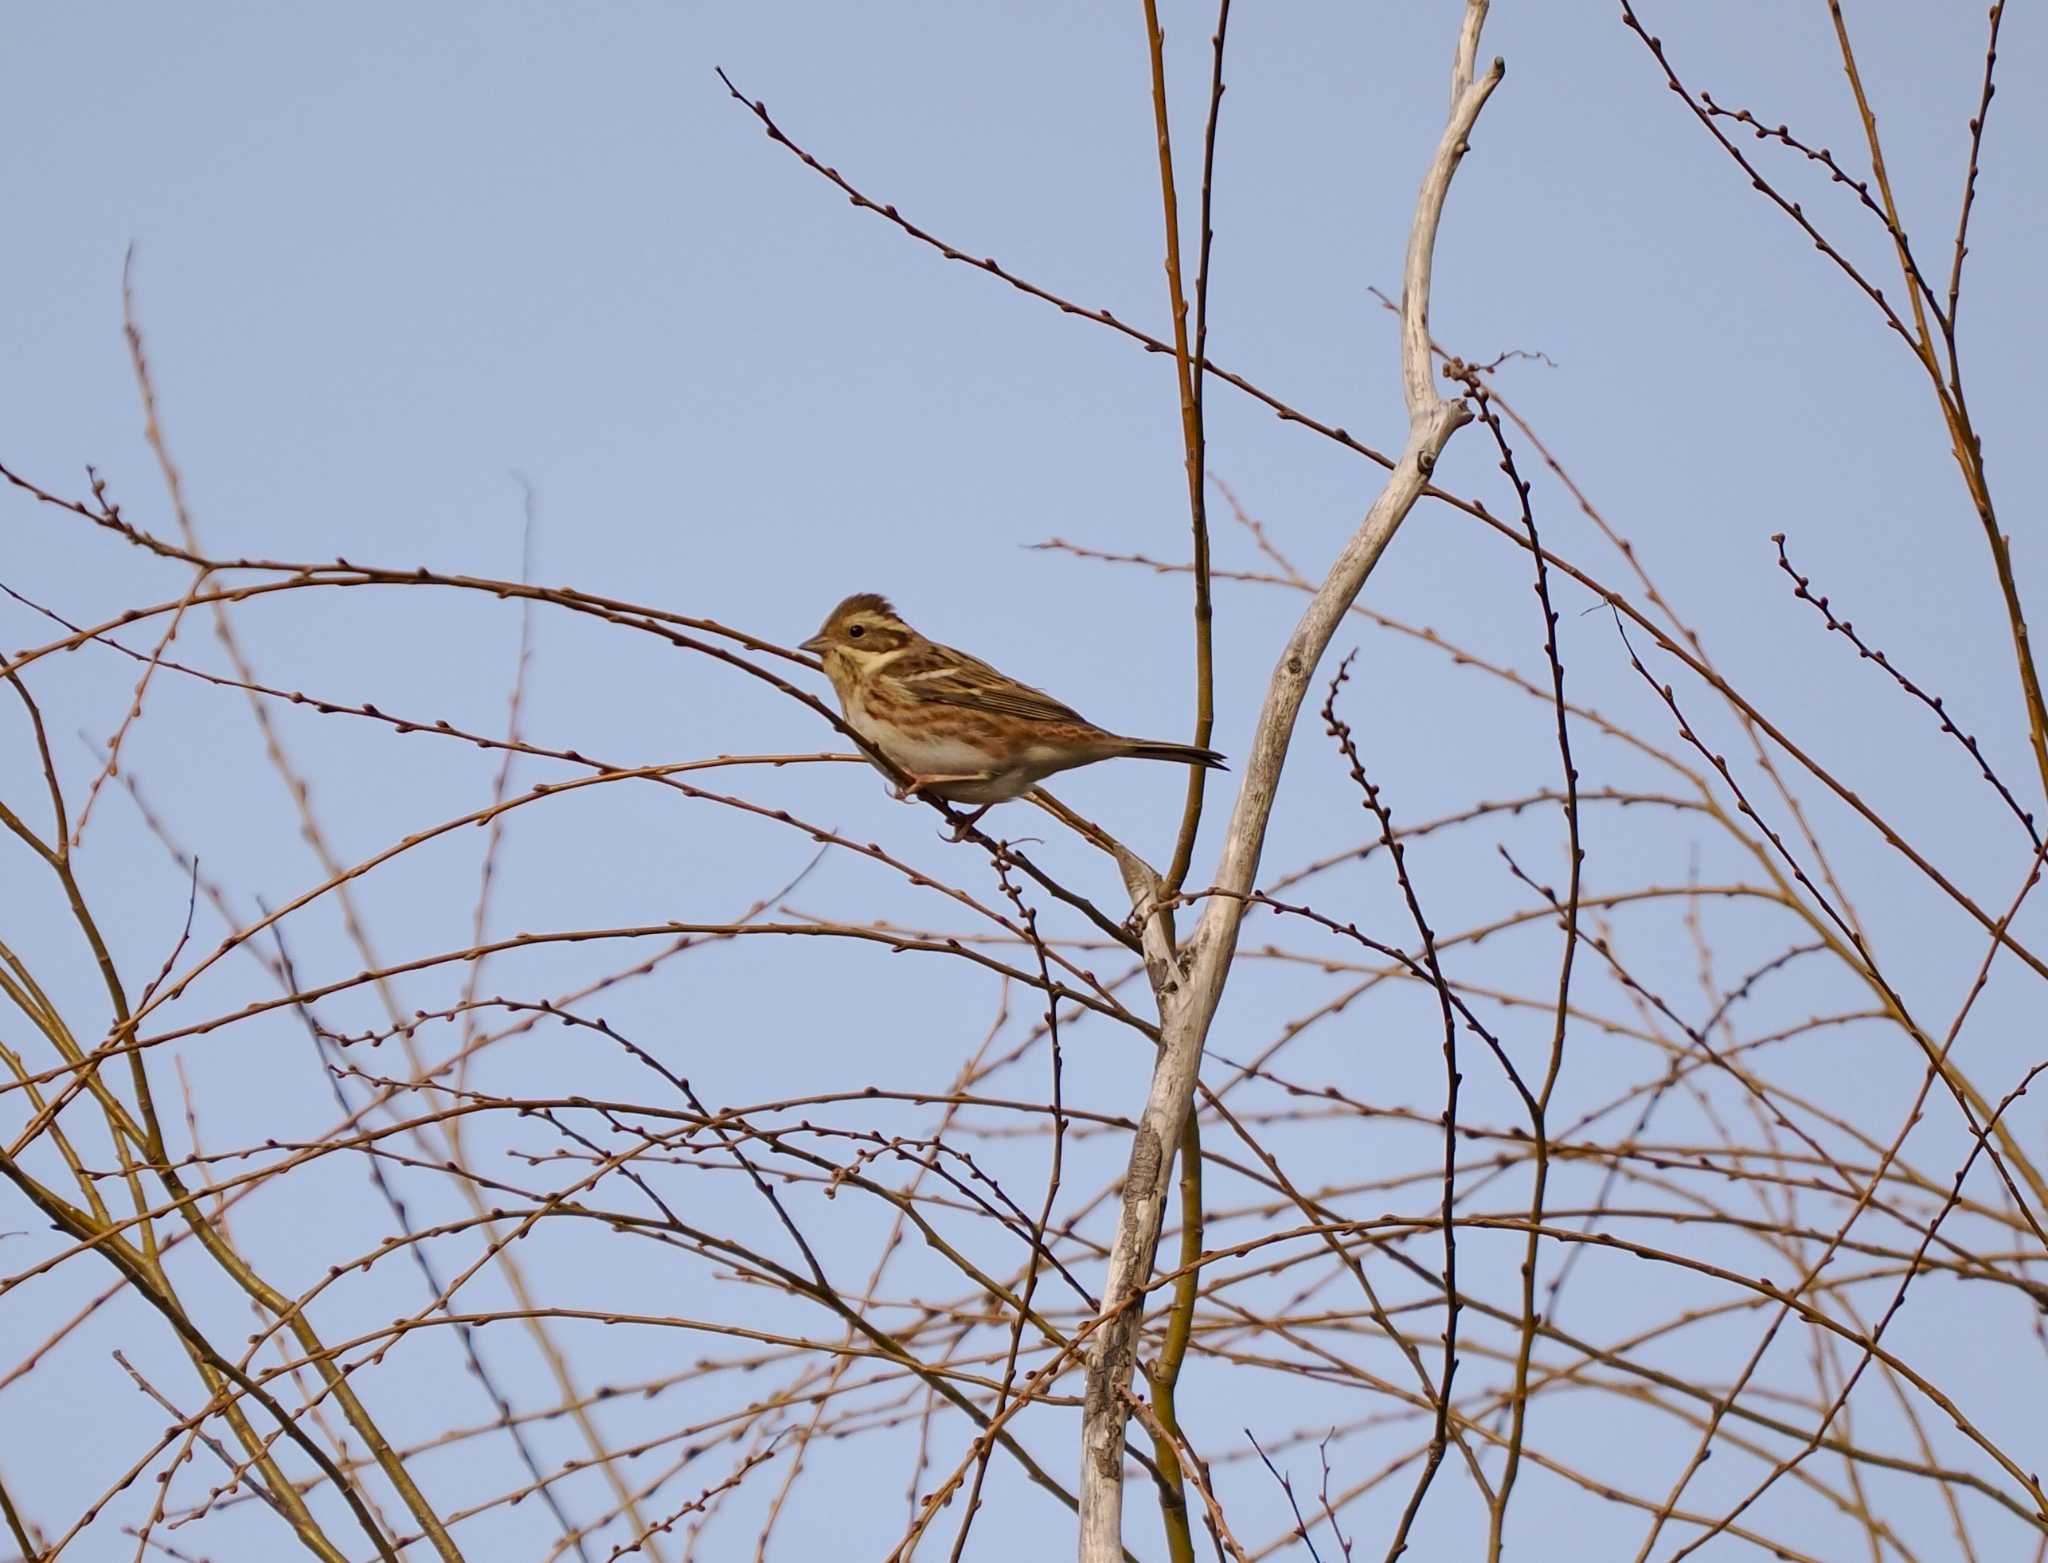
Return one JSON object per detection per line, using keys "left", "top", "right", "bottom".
{"left": 1118, "top": 738, "right": 1228, "bottom": 771}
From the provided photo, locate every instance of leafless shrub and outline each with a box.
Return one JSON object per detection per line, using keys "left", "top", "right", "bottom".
{"left": 3, "top": 5, "right": 2042, "bottom": 1561}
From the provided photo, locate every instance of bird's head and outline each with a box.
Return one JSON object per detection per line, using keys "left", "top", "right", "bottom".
{"left": 801, "top": 593, "right": 917, "bottom": 666}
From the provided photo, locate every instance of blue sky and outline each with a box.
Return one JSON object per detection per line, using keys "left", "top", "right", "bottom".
{"left": 4, "top": 4, "right": 2045, "bottom": 1560}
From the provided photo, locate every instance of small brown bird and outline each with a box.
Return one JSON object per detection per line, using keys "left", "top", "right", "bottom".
{"left": 802, "top": 593, "right": 1225, "bottom": 828}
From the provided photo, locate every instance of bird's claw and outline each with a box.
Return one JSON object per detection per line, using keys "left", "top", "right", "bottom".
{"left": 939, "top": 805, "right": 993, "bottom": 842}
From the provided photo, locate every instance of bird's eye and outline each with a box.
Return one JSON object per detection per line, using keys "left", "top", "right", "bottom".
{"left": 848, "top": 625, "right": 866, "bottom": 639}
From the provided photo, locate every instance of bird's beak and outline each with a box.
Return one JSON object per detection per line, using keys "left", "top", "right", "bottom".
{"left": 800, "top": 633, "right": 830, "bottom": 655}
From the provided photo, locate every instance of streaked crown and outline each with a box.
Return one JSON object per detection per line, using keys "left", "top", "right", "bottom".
{"left": 802, "top": 592, "right": 916, "bottom": 658}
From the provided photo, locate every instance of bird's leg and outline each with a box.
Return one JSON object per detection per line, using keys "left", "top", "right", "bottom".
{"left": 890, "top": 772, "right": 995, "bottom": 802}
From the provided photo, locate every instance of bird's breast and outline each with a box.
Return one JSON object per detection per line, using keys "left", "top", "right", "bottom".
{"left": 843, "top": 681, "right": 1000, "bottom": 776}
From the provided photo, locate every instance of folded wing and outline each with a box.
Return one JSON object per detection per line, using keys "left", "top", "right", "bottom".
{"left": 891, "top": 641, "right": 1096, "bottom": 729}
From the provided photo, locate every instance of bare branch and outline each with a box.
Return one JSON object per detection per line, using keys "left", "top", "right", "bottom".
{"left": 1077, "top": 10, "right": 1504, "bottom": 1556}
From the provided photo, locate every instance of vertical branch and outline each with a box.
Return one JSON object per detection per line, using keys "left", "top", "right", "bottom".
{"left": 1077, "top": 9, "right": 1503, "bottom": 1557}
{"left": 948, "top": 854, "right": 1069, "bottom": 1563}
{"left": 450, "top": 475, "right": 541, "bottom": 1132}
{"left": 1140, "top": 1114, "right": 1205, "bottom": 1563}
{"left": 1821, "top": 1, "right": 1939, "bottom": 361}
{"left": 1318, "top": 659, "right": 1464, "bottom": 1561}
{"left": 1944, "top": 1, "right": 2004, "bottom": 343}
{"left": 1457, "top": 375, "right": 1582, "bottom": 1559}
{"left": 1145, "top": 0, "right": 1232, "bottom": 899}
{"left": 1136, "top": 8, "right": 1233, "bottom": 1554}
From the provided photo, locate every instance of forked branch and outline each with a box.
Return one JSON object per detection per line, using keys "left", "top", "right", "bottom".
{"left": 1075, "top": 6, "right": 1504, "bottom": 1557}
